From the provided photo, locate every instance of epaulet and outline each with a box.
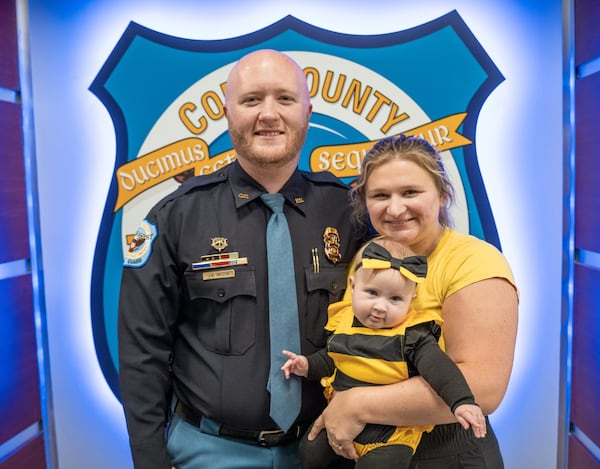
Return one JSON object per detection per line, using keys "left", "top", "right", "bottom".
{"left": 151, "top": 170, "right": 229, "bottom": 213}
{"left": 301, "top": 170, "right": 350, "bottom": 189}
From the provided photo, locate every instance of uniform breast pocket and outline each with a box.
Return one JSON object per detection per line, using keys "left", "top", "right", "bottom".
{"left": 304, "top": 264, "right": 349, "bottom": 348}
{"left": 184, "top": 268, "right": 257, "bottom": 355}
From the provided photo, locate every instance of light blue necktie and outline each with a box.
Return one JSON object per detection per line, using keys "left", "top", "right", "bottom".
{"left": 261, "top": 193, "right": 301, "bottom": 432}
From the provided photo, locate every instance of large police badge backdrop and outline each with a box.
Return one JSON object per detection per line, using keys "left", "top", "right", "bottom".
{"left": 90, "top": 11, "right": 503, "bottom": 399}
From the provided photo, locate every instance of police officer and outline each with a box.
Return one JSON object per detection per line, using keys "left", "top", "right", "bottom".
{"left": 118, "top": 49, "right": 364, "bottom": 468}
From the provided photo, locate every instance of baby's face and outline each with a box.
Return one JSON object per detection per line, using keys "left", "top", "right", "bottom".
{"left": 350, "top": 267, "right": 415, "bottom": 329}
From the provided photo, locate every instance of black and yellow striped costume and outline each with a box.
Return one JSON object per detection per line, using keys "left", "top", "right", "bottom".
{"left": 307, "top": 299, "right": 476, "bottom": 457}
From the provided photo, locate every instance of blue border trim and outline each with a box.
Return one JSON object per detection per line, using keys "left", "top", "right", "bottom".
{"left": 572, "top": 425, "right": 600, "bottom": 464}
{"left": 449, "top": 16, "right": 504, "bottom": 249}
{"left": 0, "top": 259, "right": 29, "bottom": 280}
{"left": 0, "top": 423, "right": 42, "bottom": 464}
{"left": 17, "top": 0, "right": 58, "bottom": 465}
{"left": 558, "top": 0, "right": 575, "bottom": 466}
{"left": 0, "top": 87, "right": 18, "bottom": 103}
{"left": 577, "top": 56, "right": 600, "bottom": 78}
{"left": 577, "top": 249, "right": 600, "bottom": 269}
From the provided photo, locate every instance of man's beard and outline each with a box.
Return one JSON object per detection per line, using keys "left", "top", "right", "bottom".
{"left": 229, "top": 122, "right": 309, "bottom": 169}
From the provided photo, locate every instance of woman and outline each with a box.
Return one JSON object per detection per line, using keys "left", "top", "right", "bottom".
{"left": 308, "top": 134, "right": 518, "bottom": 468}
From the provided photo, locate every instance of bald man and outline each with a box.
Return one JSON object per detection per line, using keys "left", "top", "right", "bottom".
{"left": 118, "top": 49, "right": 363, "bottom": 469}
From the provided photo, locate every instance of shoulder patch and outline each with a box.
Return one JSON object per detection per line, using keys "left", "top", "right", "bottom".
{"left": 123, "top": 218, "right": 158, "bottom": 268}
{"left": 301, "top": 170, "right": 349, "bottom": 189}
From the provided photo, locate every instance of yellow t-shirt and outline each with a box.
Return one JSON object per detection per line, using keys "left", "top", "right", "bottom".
{"left": 411, "top": 228, "right": 517, "bottom": 325}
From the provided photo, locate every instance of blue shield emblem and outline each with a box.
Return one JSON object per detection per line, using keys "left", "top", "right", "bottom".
{"left": 90, "top": 12, "right": 504, "bottom": 398}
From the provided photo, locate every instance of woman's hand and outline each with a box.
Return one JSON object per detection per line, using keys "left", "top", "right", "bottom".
{"left": 308, "top": 389, "right": 364, "bottom": 460}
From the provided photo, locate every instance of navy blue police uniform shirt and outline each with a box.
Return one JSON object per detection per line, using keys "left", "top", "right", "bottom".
{"left": 118, "top": 160, "right": 364, "bottom": 466}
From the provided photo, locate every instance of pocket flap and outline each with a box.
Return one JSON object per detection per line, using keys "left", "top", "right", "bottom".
{"left": 184, "top": 268, "right": 256, "bottom": 304}
{"left": 305, "top": 264, "right": 349, "bottom": 295}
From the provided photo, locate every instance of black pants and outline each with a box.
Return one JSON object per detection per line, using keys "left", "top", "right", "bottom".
{"left": 409, "top": 417, "right": 503, "bottom": 469}
{"left": 299, "top": 424, "right": 413, "bottom": 469}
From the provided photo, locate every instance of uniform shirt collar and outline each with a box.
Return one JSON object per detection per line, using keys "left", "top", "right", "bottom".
{"left": 228, "top": 161, "right": 307, "bottom": 215}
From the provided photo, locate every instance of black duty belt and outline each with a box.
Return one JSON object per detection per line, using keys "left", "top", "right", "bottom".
{"left": 174, "top": 401, "right": 306, "bottom": 447}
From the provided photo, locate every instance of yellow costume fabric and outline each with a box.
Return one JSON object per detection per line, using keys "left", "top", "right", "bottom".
{"left": 322, "top": 300, "right": 442, "bottom": 456}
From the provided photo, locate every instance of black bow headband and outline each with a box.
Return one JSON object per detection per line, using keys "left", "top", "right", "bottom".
{"left": 355, "top": 241, "right": 428, "bottom": 283}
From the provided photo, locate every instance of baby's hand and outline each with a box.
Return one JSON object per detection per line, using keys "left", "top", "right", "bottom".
{"left": 454, "top": 404, "right": 487, "bottom": 438}
{"left": 281, "top": 350, "right": 309, "bottom": 378}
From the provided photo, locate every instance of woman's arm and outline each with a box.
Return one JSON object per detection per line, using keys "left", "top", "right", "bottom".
{"left": 309, "top": 277, "right": 518, "bottom": 458}
{"left": 443, "top": 277, "right": 518, "bottom": 413}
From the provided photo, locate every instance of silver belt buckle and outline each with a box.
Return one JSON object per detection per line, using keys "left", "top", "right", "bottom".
{"left": 258, "top": 429, "right": 285, "bottom": 446}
